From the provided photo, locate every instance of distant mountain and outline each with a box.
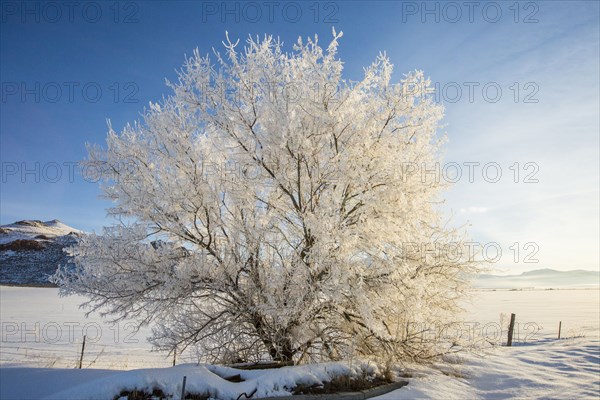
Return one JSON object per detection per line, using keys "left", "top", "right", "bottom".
{"left": 0, "top": 220, "right": 83, "bottom": 286}
{"left": 475, "top": 268, "right": 600, "bottom": 289}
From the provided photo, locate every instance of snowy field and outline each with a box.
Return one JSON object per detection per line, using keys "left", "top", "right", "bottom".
{"left": 1, "top": 286, "right": 599, "bottom": 399}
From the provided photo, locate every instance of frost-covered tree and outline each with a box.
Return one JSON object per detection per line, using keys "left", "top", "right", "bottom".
{"left": 54, "top": 30, "right": 479, "bottom": 363}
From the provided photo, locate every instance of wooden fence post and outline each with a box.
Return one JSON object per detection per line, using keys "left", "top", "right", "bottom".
{"left": 78, "top": 335, "right": 86, "bottom": 369}
{"left": 180, "top": 376, "right": 187, "bottom": 400}
{"left": 558, "top": 321, "right": 562, "bottom": 339}
{"left": 507, "top": 313, "right": 516, "bottom": 346}
{"left": 173, "top": 346, "right": 177, "bottom": 367}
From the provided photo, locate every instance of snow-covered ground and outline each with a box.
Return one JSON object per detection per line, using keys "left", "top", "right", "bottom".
{"left": 1, "top": 362, "right": 383, "bottom": 400}
{"left": 0, "top": 286, "right": 168, "bottom": 370}
{"left": 379, "top": 337, "right": 600, "bottom": 399}
{"left": 1, "top": 287, "right": 599, "bottom": 399}
{"left": 385, "top": 288, "right": 600, "bottom": 399}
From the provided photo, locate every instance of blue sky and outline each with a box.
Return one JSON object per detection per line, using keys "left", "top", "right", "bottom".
{"left": 1, "top": 1, "right": 598, "bottom": 272}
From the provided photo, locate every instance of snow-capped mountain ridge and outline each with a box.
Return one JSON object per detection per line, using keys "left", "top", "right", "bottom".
{"left": 0, "top": 219, "right": 82, "bottom": 286}
{"left": 0, "top": 219, "right": 83, "bottom": 245}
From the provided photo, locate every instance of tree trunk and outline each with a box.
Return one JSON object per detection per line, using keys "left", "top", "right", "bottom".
{"left": 252, "top": 313, "right": 296, "bottom": 363}
{"left": 269, "top": 337, "right": 295, "bottom": 363}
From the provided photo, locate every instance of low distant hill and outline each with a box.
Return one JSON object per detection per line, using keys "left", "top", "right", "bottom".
{"left": 475, "top": 268, "right": 600, "bottom": 289}
{"left": 0, "top": 220, "right": 83, "bottom": 286}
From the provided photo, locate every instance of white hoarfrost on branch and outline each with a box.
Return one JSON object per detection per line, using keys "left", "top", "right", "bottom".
{"left": 53, "top": 30, "right": 480, "bottom": 364}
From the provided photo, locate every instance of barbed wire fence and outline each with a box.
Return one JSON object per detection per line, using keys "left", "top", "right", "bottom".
{"left": 1, "top": 316, "right": 578, "bottom": 370}
{"left": 0, "top": 340, "right": 202, "bottom": 370}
